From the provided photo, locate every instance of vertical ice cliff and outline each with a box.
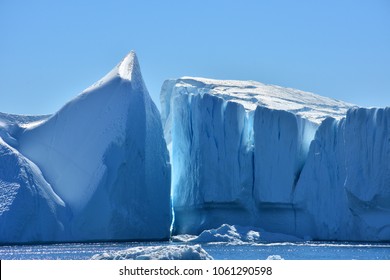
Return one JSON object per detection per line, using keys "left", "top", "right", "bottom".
{"left": 165, "top": 85, "right": 255, "bottom": 233}
{"left": 162, "top": 76, "right": 390, "bottom": 241}
{"left": 253, "top": 107, "right": 318, "bottom": 235}
{"left": 0, "top": 51, "right": 171, "bottom": 243}
{"left": 161, "top": 77, "right": 351, "bottom": 235}
{"left": 294, "top": 108, "right": 390, "bottom": 241}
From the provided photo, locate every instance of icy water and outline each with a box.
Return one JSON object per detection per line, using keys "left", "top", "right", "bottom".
{"left": 1, "top": 242, "right": 390, "bottom": 260}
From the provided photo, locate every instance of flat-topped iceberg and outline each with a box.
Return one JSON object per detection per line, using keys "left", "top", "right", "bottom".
{"left": 161, "top": 77, "right": 353, "bottom": 237}
{"left": 162, "top": 77, "right": 390, "bottom": 241}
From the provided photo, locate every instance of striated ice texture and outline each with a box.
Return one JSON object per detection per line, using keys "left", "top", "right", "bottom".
{"left": 0, "top": 51, "right": 171, "bottom": 243}
{"left": 295, "top": 107, "right": 390, "bottom": 241}
{"left": 162, "top": 77, "right": 388, "bottom": 240}
{"left": 162, "top": 79, "right": 256, "bottom": 234}
{"left": 252, "top": 107, "right": 318, "bottom": 235}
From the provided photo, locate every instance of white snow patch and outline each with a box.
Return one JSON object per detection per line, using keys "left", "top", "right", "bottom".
{"left": 19, "top": 119, "right": 47, "bottom": 129}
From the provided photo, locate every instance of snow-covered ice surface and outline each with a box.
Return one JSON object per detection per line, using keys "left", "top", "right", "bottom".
{"left": 161, "top": 77, "right": 352, "bottom": 125}
{"left": 0, "top": 138, "right": 70, "bottom": 243}
{"left": 0, "top": 113, "right": 50, "bottom": 128}
{"left": 0, "top": 51, "right": 171, "bottom": 243}
{"left": 172, "top": 224, "right": 260, "bottom": 244}
{"left": 0, "top": 113, "right": 69, "bottom": 243}
{"left": 0, "top": 113, "right": 49, "bottom": 147}
{"left": 91, "top": 244, "right": 213, "bottom": 260}
{"left": 161, "top": 77, "right": 352, "bottom": 144}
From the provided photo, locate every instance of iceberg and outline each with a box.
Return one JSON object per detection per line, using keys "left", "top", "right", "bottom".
{"left": 2, "top": 52, "right": 389, "bottom": 244}
{"left": 172, "top": 224, "right": 302, "bottom": 244}
{"left": 0, "top": 51, "right": 171, "bottom": 243}
{"left": 160, "top": 77, "right": 354, "bottom": 237}
{"left": 162, "top": 76, "right": 390, "bottom": 241}
{"left": 173, "top": 224, "right": 261, "bottom": 244}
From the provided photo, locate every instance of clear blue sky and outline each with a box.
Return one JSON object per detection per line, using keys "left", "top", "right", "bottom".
{"left": 1, "top": 0, "right": 389, "bottom": 115}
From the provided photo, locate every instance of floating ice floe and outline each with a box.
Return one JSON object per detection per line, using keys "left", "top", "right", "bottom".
{"left": 91, "top": 244, "right": 213, "bottom": 260}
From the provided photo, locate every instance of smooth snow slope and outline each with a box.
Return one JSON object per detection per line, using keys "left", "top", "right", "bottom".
{"left": 0, "top": 51, "right": 171, "bottom": 243}
{"left": 161, "top": 77, "right": 353, "bottom": 236}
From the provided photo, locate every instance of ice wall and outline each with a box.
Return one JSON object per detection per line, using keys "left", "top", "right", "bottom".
{"left": 163, "top": 75, "right": 390, "bottom": 241}
{"left": 253, "top": 107, "right": 317, "bottom": 235}
{"left": 161, "top": 77, "right": 351, "bottom": 235}
{"left": 168, "top": 90, "right": 255, "bottom": 234}
{"left": 295, "top": 108, "right": 390, "bottom": 241}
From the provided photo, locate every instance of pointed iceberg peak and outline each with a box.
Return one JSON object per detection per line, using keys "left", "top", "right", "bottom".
{"left": 85, "top": 51, "right": 147, "bottom": 93}
{"left": 116, "top": 50, "right": 146, "bottom": 91}
{"left": 117, "top": 50, "right": 139, "bottom": 80}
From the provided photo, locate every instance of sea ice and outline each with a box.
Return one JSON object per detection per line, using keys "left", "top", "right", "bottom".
{"left": 91, "top": 244, "right": 213, "bottom": 260}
